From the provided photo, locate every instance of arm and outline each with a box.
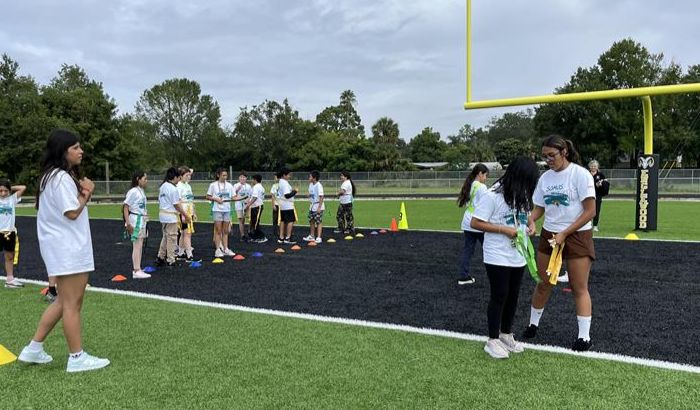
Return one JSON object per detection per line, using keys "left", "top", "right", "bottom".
{"left": 471, "top": 217, "right": 517, "bottom": 238}
{"left": 284, "top": 190, "right": 298, "bottom": 199}
{"left": 64, "top": 178, "right": 94, "bottom": 220}
{"left": 206, "top": 194, "right": 224, "bottom": 204}
{"left": 527, "top": 206, "right": 544, "bottom": 235}
{"left": 318, "top": 195, "right": 324, "bottom": 210}
{"left": 552, "top": 198, "right": 596, "bottom": 244}
{"left": 12, "top": 185, "right": 27, "bottom": 199}
{"left": 122, "top": 204, "right": 134, "bottom": 234}
{"left": 175, "top": 203, "right": 191, "bottom": 222}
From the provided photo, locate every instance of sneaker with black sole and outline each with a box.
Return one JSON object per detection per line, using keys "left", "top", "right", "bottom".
{"left": 256, "top": 237, "right": 268, "bottom": 243}
{"left": 176, "top": 253, "right": 187, "bottom": 260}
{"left": 283, "top": 238, "right": 297, "bottom": 244}
{"left": 523, "top": 324, "right": 538, "bottom": 339}
{"left": 186, "top": 255, "right": 202, "bottom": 263}
{"left": 572, "top": 338, "right": 592, "bottom": 352}
{"left": 457, "top": 276, "right": 476, "bottom": 285}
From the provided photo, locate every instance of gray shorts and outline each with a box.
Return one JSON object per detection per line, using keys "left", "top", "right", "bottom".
{"left": 212, "top": 211, "right": 231, "bottom": 222}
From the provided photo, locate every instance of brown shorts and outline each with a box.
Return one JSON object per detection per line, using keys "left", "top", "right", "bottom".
{"left": 537, "top": 228, "right": 595, "bottom": 260}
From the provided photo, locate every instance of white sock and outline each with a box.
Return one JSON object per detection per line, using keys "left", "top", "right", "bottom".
{"left": 28, "top": 340, "right": 44, "bottom": 352}
{"left": 69, "top": 350, "right": 84, "bottom": 359}
{"left": 577, "top": 316, "right": 592, "bottom": 341}
{"left": 530, "top": 307, "right": 544, "bottom": 326}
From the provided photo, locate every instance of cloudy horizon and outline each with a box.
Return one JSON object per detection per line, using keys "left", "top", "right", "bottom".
{"left": 2, "top": 0, "right": 699, "bottom": 140}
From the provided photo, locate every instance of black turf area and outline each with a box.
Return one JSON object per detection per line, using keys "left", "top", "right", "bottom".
{"left": 13, "top": 216, "right": 700, "bottom": 365}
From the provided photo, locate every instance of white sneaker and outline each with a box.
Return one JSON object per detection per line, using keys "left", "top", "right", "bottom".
{"left": 214, "top": 248, "right": 225, "bottom": 258}
{"left": 499, "top": 333, "right": 525, "bottom": 353}
{"left": 302, "top": 235, "right": 314, "bottom": 242}
{"left": 593, "top": 226, "right": 599, "bottom": 232}
{"left": 4, "top": 278, "right": 24, "bottom": 288}
{"left": 66, "top": 352, "right": 110, "bottom": 373}
{"left": 484, "top": 339, "right": 509, "bottom": 359}
{"left": 224, "top": 248, "right": 235, "bottom": 256}
{"left": 18, "top": 346, "right": 53, "bottom": 364}
{"left": 132, "top": 270, "right": 151, "bottom": 279}
{"left": 315, "top": 237, "right": 323, "bottom": 243}
{"left": 557, "top": 271, "right": 569, "bottom": 283}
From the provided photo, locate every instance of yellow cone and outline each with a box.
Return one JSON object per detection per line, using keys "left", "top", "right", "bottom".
{"left": 355, "top": 233, "right": 364, "bottom": 238}
{"left": 625, "top": 233, "right": 640, "bottom": 240}
{"left": 0, "top": 344, "right": 17, "bottom": 366}
{"left": 344, "top": 235, "right": 354, "bottom": 240}
{"left": 398, "top": 202, "right": 409, "bottom": 230}
{"left": 327, "top": 238, "right": 336, "bottom": 243}
{"left": 212, "top": 258, "right": 225, "bottom": 264}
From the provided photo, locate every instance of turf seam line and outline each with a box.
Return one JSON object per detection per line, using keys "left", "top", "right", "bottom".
{"left": 5, "top": 276, "right": 700, "bottom": 374}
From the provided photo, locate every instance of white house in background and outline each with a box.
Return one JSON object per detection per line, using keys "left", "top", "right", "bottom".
{"left": 413, "top": 162, "right": 449, "bottom": 170}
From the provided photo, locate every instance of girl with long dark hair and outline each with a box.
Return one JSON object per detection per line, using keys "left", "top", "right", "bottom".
{"left": 336, "top": 171, "right": 356, "bottom": 234}
{"left": 524, "top": 135, "right": 597, "bottom": 351}
{"left": 456, "top": 163, "right": 489, "bottom": 285}
{"left": 123, "top": 170, "right": 150, "bottom": 278}
{"left": 18, "top": 129, "right": 110, "bottom": 372}
{"left": 471, "top": 157, "right": 540, "bottom": 359}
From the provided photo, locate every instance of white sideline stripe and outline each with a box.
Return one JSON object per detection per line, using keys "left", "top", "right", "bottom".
{"left": 5, "top": 276, "right": 700, "bottom": 374}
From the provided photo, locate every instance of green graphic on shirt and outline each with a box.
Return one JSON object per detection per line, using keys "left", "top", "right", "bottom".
{"left": 0, "top": 206, "right": 13, "bottom": 216}
{"left": 544, "top": 193, "right": 569, "bottom": 207}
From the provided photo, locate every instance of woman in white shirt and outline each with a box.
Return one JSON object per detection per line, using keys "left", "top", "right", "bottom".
{"left": 206, "top": 168, "right": 236, "bottom": 257}
{"left": 524, "top": 135, "right": 597, "bottom": 352}
{"left": 123, "top": 171, "right": 150, "bottom": 279}
{"left": 18, "top": 129, "right": 110, "bottom": 373}
{"left": 456, "top": 164, "right": 489, "bottom": 285}
{"left": 335, "top": 171, "right": 356, "bottom": 234}
{"left": 471, "top": 157, "right": 540, "bottom": 359}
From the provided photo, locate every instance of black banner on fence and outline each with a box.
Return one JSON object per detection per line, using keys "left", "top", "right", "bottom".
{"left": 635, "top": 154, "right": 659, "bottom": 231}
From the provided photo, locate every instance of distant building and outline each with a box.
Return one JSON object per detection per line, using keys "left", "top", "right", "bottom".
{"left": 412, "top": 162, "right": 449, "bottom": 170}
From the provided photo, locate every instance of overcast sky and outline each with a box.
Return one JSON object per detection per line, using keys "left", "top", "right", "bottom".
{"left": 2, "top": 0, "right": 699, "bottom": 140}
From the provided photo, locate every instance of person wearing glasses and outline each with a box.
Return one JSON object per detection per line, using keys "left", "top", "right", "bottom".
{"left": 523, "top": 135, "right": 597, "bottom": 351}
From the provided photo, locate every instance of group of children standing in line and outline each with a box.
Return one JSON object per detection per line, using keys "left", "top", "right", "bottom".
{"left": 118, "top": 167, "right": 358, "bottom": 276}
{"left": 458, "top": 134, "right": 597, "bottom": 359}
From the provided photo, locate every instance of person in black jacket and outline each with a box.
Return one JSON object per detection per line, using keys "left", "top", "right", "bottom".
{"left": 588, "top": 160, "right": 608, "bottom": 232}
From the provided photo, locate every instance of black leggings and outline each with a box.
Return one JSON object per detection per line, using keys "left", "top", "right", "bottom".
{"left": 484, "top": 264, "right": 525, "bottom": 339}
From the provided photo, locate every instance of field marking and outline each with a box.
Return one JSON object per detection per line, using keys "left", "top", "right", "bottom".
{"left": 5, "top": 276, "right": 700, "bottom": 375}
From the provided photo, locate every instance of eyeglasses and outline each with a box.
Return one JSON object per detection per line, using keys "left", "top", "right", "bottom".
{"left": 541, "top": 151, "right": 561, "bottom": 161}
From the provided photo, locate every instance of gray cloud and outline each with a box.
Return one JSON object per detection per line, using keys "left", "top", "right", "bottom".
{"left": 1, "top": 0, "right": 699, "bottom": 140}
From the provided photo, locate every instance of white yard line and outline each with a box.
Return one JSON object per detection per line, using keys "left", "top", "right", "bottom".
{"left": 4, "top": 276, "right": 700, "bottom": 374}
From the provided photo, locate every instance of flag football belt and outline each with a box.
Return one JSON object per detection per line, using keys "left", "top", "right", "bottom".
{"left": 515, "top": 230, "right": 539, "bottom": 283}
{"left": 546, "top": 241, "right": 566, "bottom": 285}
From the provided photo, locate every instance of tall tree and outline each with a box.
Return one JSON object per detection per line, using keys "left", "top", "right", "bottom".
{"left": 135, "top": 78, "right": 223, "bottom": 166}
{"left": 370, "top": 117, "right": 401, "bottom": 170}
{"left": 316, "top": 89, "right": 365, "bottom": 140}
{"left": 408, "top": 127, "right": 448, "bottom": 162}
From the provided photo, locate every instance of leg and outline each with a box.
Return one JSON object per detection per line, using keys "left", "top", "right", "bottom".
{"left": 32, "top": 285, "right": 65, "bottom": 342}
{"left": 346, "top": 204, "right": 354, "bottom": 232}
{"left": 213, "top": 221, "right": 222, "bottom": 250}
{"left": 222, "top": 221, "right": 231, "bottom": 250}
{"left": 567, "top": 257, "right": 592, "bottom": 316}
{"left": 272, "top": 206, "right": 279, "bottom": 237}
{"left": 316, "top": 221, "right": 323, "bottom": 238}
{"left": 165, "top": 223, "right": 178, "bottom": 263}
{"left": 593, "top": 198, "right": 602, "bottom": 227}
{"left": 531, "top": 251, "right": 555, "bottom": 309}
{"left": 238, "top": 216, "right": 245, "bottom": 238}
{"left": 484, "top": 264, "right": 510, "bottom": 339}
{"left": 157, "top": 224, "right": 168, "bottom": 259}
{"left": 286, "top": 222, "right": 294, "bottom": 238}
{"left": 500, "top": 266, "right": 525, "bottom": 334}
{"left": 458, "top": 231, "right": 479, "bottom": 281}
{"left": 336, "top": 205, "right": 344, "bottom": 231}
{"left": 132, "top": 238, "right": 144, "bottom": 270}
{"left": 56, "top": 273, "right": 89, "bottom": 353}
{"left": 4, "top": 251, "right": 14, "bottom": 280}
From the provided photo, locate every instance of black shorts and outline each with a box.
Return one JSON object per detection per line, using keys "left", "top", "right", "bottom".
{"left": 280, "top": 209, "right": 297, "bottom": 223}
{"left": 0, "top": 231, "right": 17, "bottom": 253}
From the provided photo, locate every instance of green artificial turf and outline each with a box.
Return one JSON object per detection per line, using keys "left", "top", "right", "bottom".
{"left": 1, "top": 285, "right": 698, "bottom": 409}
{"left": 15, "top": 199, "right": 700, "bottom": 241}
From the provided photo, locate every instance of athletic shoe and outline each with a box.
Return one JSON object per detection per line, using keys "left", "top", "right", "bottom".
{"left": 593, "top": 226, "right": 599, "bottom": 232}
{"left": 214, "top": 248, "right": 225, "bottom": 258}
{"left": 18, "top": 346, "right": 53, "bottom": 364}
{"left": 302, "top": 235, "right": 315, "bottom": 242}
{"left": 224, "top": 248, "right": 236, "bottom": 256}
{"left": 315, "top": 237, "right": 323, "bottom": 244}
{"left": 333, "top": 229, "right": 342, "bottom": 234}
{"left": 523, "top": 324, "right": 538, "bottom": 339}
{"left": 186, "top": 255, "right": 202, "bottom": 263}
{"left": 572, "top": 338, "right": 593, "bottom": 352}
{"left": 66, "top": 352, "right": 110, "bottom": 373}
{"left": 277, "top": 238, "right": 284, "bottom": 244}
{"left": 176, "top": 252, "right": 187, "bottom": 260}
{"left": 132, "top": 270, "right": 151, "bottom": 279}
{"left": 499, "top": 333, "right": 525, "bottom": 353}
{"left": 44, "top": 292, "right": 57, "bottom": 303}
{"left": 255, "top": 237, "right": 268, "bottom": 244}
{"left": 557, "top": 271, "right": 569, "bottom": 283}
{"left": 4, "top": 278, "right": 24, "bottom": 288}
{"left": 457, "top": 276, "right": 476, "bottom": 285}
{"left": 154, "top": 257, "right": 166, "bottom": 267}
{"left": 484, "top": 339, "right": 509, "bottom": 359}
{"left": 283, "top": 238, "right": 297, "bottom": 245}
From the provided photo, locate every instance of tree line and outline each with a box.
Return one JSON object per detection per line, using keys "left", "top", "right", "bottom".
{"left": 2, "top": 38, "right": 700, "bottom": 185}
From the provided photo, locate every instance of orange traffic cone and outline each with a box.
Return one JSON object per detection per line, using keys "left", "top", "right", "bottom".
{"left": 390, "top": 218, "right": 399, "bottom": 232}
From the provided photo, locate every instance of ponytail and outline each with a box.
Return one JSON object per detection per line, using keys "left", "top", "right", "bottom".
{"left": 542, "top": 134, "right": 580, "bottom": 165}
{"left": 341, "top": 171, "right": 356, "bottom": 196}
{"left": 458, "top": 164, "right": 489, "bottom": 207}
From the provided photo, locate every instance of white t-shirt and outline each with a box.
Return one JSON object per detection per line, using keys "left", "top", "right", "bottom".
{"left": 124, "top": 187, "right": 148, "bottom": 227}
{"left": 159, "top": 182, "right": 181, "bottom": 223}
{"left": 472, "top": 190, "right": 528, "bottom": 267}
{"left": 233, "top": 182, "right": 252, "bottom": 211}
{"left": 277, "top": 179, "right": 295, "bottom": 211}
{"left": 177, "top": 181, "right": 195, "bottom": 214}
{"left": 533, "top": 163, "right": 596, "bottom": 232}
{"left": 461, "top": 181, "right": 488, "bottom": 232}
{"left": 250, "top": 184, "right": 265, "bottom": 208}
{"left": 270, "top": 183, "right": 279, "bottom": 207}
{"left": 309, "top": 182, "right": 325, "bottom": 212}
{"left": 339, "top": 180, "right": 353, "bottom": 204}
{"left": 37, "top": 170, "right": 94, "bottom": 276}
{"left": 0, "top": 192, "right": 20, "bottom": 232}
{"left": 207, "top": 181, "right": 234, "bottom": 212}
